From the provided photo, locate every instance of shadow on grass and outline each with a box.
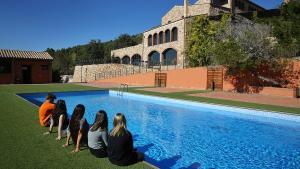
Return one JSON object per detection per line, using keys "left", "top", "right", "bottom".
{"left": 136, "top": 143, "right": 201, "bottom": 169}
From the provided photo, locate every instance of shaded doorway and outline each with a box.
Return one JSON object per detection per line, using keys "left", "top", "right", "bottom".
{"left": 22, "top": 65, "right": 32, "bottom": 84}
{"left": 162, "top": 48, "right": 177, "bottom": 65}
{"left": 148, "top": 51, "right": 160, "bottom": 67}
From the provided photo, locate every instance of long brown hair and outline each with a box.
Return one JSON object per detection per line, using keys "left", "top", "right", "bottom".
{"left": 90, "top": 110, "right": 108, "bottom": 132}
{"left": 53, "top": 100, "right": 67, "bottom": 123}
{"left": 110, "top": 113, "right": 127, "bottom": 137}
{"left": 69, "top": 104, "right": 87, "bottom": 144}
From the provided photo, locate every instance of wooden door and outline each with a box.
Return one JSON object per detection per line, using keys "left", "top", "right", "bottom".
{"left": 155, "top": 73, "right": 167, "bottom": 87}
{"left": 207, "top": 67, "right": 223, "bottom": 90}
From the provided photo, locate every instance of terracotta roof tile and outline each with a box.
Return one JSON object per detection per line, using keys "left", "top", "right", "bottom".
{"left": 0, "top": 49, "right": 53, "bottom": 60}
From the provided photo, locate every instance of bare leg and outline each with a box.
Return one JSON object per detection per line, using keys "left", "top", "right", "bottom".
{"left": 63, "top": 129, "right": 71, "bottom": 147}
{"left": 43, "top": 117, "right": 54, "bottom": 135}
{"left": 56, "top": 115, "right": 65, "bottom": 140}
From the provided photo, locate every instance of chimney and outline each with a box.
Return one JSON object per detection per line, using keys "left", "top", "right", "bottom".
{"left": 184, "top": 0, "right": 189, "bottom": 18}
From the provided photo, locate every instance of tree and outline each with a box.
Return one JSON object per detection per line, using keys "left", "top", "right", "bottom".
{"left": 45, "top": 33, "right": 143, "bottom": 79}
{"left": 185, "top": 13, "right": 298, "bottom": 93}
{"left": 256, "top": 0, "right": 300, "bottom": 57}
{"left": 113, "top": 34, "right": 142, "bottom": 49}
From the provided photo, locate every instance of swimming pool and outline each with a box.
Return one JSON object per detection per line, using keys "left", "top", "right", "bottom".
{"left": 18, "top": 90, "right": 300, "bottom": 169}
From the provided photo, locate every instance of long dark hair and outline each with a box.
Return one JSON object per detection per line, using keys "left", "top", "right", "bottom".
{"left": 90, "top": 110, "right": 108, "bottom": 132}
{"left": 69, "top": 104, "right": 87, "bottom": 144}
{"left": 53, "top": 100, "right": 67, "bottom": 123}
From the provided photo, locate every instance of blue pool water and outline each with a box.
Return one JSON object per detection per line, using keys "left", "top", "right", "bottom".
{"left": 18, "top": 90, "right": 300, "bottom": 169}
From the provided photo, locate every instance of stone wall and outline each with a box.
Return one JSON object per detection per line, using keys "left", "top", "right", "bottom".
{"left": 161, "top": 6, "right": 184, "bottom": 25}
{"left": 72, "top": 64, "right": 160, "bottom": 82}
{"left": 188, "top": 3, "right": 211, "bottom": 16}
{"left": 111, "top": 44, "right": 143, "bottom": 59}
{"left": 143, "top": 19, "right": 185, "bottom": 67}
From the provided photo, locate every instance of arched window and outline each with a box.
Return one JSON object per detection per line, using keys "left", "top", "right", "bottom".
{"left": 114, "top": 57, "right": 121, "bottom": 64}
{"left": 165, "top": 29, "right": 171, "bottom": 43}
{"left": 162, "top": 48, "right": 177, "bottom": 65}
{"left": 159, "top": 31, "right": 164, "bottom": 44}
{"left": 148, "top": 51, "right": 160, "bottom": 67}
{"left": 131, "top": 54, "right": 142, "bottom": 66}
{"left": 122, "top": 56, "right": 130, "bottom": 64}
{"left": 153, "top": 33, "right": 158, "bottom": 45}
{"left": 171, "top": 27, "right": 178, "bottom": 41}
{"left": 148, "top": 35, "right": 153, "bottom": 46}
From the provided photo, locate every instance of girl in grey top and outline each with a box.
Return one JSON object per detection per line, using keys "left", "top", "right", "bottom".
{"left": 88, "top": 110, "right": 108, "bottom": 158}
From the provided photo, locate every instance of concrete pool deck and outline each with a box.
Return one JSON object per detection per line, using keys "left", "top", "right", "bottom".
{"left": 131, "top": 87, "right": 300, "bottom": 109}
{"left": 190, "top": 91, "right": 300, "bottom": 108}
{"left": 80, "top": 82, "right": 300, "bottom": 109}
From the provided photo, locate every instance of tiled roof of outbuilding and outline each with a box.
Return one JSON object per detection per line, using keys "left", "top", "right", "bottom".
{"left": 0, "top": 49, "right": 53, "bottom": 60}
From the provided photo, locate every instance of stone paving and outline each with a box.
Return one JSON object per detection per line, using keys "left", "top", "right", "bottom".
{"left": 77, "top": 83, "right": 300, "bottom": 109}
{"left": 136, "top": 87, "right": 194, "bottom": 93}
{"left": 190, "top": 91, "right": 300, "bottom": 108}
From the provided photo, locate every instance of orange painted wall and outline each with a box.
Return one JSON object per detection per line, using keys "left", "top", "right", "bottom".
{"left": 293, "top": 60, "right": 300, "bottom": 86}
{"left": 164, "top": 67, "right": 207, "bottom": 89}
{"left": 97, "top": 67, "right": 208, "bottom": 89}
{"left": 259, "top": 87, "right": 295, "bottom": 98}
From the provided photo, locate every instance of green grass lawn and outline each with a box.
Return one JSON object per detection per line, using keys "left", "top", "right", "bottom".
{"left": 0, "top": 84, "right": 299, "bottom": 169}
{"left": 0, "top": 84, "right": 152, "bottom": 169}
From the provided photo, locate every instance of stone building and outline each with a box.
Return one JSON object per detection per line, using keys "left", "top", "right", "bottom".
{"left": 111, "top": 0, "right": 265, "bottom": 68}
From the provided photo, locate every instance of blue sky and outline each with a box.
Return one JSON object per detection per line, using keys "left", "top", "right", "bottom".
{"left": 0, "top": 0, "right": 283, "bottom": 51}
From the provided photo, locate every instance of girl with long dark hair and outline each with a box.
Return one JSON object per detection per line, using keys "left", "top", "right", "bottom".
{"left": 45, "top": 100, "right": 69, "bottom": 140}
{"left": 63, "top": 104, "right": 89, "bottom": 153}
{"left": 88, "top": 110, "right": 108, "bottom": 158}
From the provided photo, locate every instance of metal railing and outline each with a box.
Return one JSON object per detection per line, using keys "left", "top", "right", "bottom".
{"left": 93, "top": 62, "right": 182, "bottom": 81}
{"left": 117, "top": 84, "right": 129, "bottom": 96}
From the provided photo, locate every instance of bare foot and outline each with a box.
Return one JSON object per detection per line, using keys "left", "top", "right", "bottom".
{"left": 43, "top": 131, "right": 50, "bottom": 135}
{"left": 56, "top": 137, "right": 61, "bottom": 141}
{"left": 71, "top": 149, "right": 80, "bottom": 154}
{"left": 62, "top": 143, "right": 69, "bottom": 148}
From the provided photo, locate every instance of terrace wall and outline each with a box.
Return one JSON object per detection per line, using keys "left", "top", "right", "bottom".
{"left": 95, "top": 67, "right": 208, "bottom": 90}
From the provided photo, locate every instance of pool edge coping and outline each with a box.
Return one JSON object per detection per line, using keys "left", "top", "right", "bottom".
{"left": 110, "top": 90, "right": 300, "bottom": 122}
{"left": 15, "top": 91, "right": 158, "bottom": 169}
{"left": 16, "top": 89, "right": 300, "bottom": 120}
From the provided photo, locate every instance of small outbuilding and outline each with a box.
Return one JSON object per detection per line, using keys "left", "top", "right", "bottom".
{"left": 0, "top": 49, "right": 53, "bottom": 84}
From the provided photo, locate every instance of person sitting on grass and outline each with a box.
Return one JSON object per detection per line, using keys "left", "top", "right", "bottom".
{"left": 107, "top": 113, "right": 144, "bottom": 166}
{"left": 39, "top": 93, "right": 56, "bottom": 128}
{"left": 63, "top": 104, "right": 89, "bottom": 153}
{"left": 88, "top": 110, "right": 109, "bottom": 158}
{"left": 44, "top": 100, "right": 69, "bottom": 140}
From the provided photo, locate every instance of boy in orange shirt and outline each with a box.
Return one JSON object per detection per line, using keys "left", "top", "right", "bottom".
{"left": 39, "top": 93, "right": 56, "bottom": 128}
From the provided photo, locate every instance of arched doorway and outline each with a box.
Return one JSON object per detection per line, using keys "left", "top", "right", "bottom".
{"left": 159, "top": 31, "right": 164, "bottom": 44}
{"left": 153, "top": 33, "right": 158, "bottom": 45}
{"left": 165, "top": 29, "right": 171, "bottom": 43}
{"left": 148, "top": 51, "right": 160, "bottom": 67}
{"left": 162, "top": 48, "right": 177, "bottom": 65}
{"left": 114, "top": 57, "right": 121, "bottom": 64}
{"left": 148, "top": 35, "right": 153, "bottom": 46}
{"left": 131, "top": 54, "right": 142, "bottom": 66}
{"left": 122, "top": 56, "right": 130, "bottom": 64}
{"left": 171, "top": 27, "right": 178, "bottom": 41}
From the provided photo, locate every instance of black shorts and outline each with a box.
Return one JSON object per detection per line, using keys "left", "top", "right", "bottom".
{"left": 89, "top": 147, "right": 107, "bottom": 158}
